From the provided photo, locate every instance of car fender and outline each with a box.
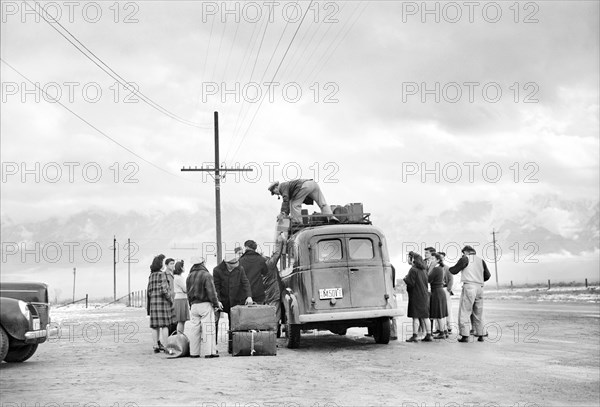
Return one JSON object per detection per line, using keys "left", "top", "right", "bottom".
{"left": 0, "top": 297, "right": 31, "bottom": 341}
{"left": 283, "top": 289, "right": 300, "bottom": 324}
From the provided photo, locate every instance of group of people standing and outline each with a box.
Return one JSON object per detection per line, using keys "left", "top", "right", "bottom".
{"left": 403, "top": 245, "right": 491, "bottom": 343}
{"left": 146, "top": 234, "right": 285, "bottom": 358}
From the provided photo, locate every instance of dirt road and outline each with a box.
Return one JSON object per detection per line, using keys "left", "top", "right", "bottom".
{"left": 2, "top": 299, "right": 599, "bottom": 407}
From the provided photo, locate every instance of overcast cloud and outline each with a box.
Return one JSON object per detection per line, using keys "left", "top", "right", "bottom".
{"left": 1, "top": 0, "right": 598, "bottom": 298}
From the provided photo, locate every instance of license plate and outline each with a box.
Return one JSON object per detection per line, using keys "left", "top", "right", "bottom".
{"left": 33, "top": 319, "right": 40, "bottom": 330}
{"left": 319, "top": 288, "right": 343, "bottom": 300}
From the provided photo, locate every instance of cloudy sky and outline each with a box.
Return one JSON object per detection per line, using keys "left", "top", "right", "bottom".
{"left": 1, "top": 0, "right": 598, "bottom": 299}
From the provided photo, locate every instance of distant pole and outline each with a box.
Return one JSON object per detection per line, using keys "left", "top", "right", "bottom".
{"left": 113, "top": 235, "right": 117, "bottom": 301}
{"left": 492, "top": 229, "right": 499, "bottom": 289}
{"left": 127, "top": 238, "right": 131, "bottom": 307}
{"left": 72, "top": 267, "right": 76, "bottom": 303}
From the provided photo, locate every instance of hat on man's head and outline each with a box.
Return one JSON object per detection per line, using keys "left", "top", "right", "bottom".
{"left": 268, "top": 181, "right": 280, "bottom": 195}
{"left": 244, "top": 240, "right": 257, "bottom": 250}
{"left": 224, "top": 252, "right": 239, "bottom": 264}
{"left": 462, "top": 245, "right": 476, "bottom": 254}
{"left": 190, "top": 256, "right": 205, "bottom": 266}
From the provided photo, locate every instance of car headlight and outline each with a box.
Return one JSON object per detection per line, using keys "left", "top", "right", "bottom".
{"left": 18, "top": 300, "right": 31, "bottom": 320}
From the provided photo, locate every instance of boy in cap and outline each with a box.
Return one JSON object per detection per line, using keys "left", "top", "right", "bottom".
{"left": 449, "top": 245, "right": 491, "bottom": 342}
{"left": 268, "top": 179, "right": 339, "bottom": 224}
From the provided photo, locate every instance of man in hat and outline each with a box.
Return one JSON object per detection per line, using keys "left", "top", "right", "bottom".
{"left": 239, "top": 239, "right": 269, "bottom": 304}
{"left": 450, "top": 245, "right": 491, "bottom": 343}
{"left": 213, "top": 252, "right": 253, "bottom": 352}
{"left": 268, "top": 179, "right": 339, "bottom": 224}
{"left": 186, "top": 256, "right": 220, "bottom": 358}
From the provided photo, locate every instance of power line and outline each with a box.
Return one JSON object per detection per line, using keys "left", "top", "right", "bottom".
{"left": 229, "top": 0, "right": 315, "bottom": 163}
{"left": 1, "top": 58, "right": 191, "bottom": 181}
{"left": 223, "top": 13, "right": 272, "bottom": 162}
{"left": 304, "top": 2, "right": 369, "bottom": 85}
{"left": 25, "top": 0, "right": 210, "bottom": 130}
{"left": 226, "top": 8, "right": 290, "bottom": 163}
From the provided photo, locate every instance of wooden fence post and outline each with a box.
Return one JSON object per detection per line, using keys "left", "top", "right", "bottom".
{"left": 547, "top": 279, "right": 551, "bottom": 289}
{"left": 85, "top": 294, "right": 88, "bottom": 308}
{"left": 585, "top": 278, "right": 588, "bottom": 288}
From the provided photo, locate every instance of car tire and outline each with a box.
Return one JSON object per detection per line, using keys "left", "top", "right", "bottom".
{"left": 0, "top": 326, "right": 9, "bottom": 361}
{"left": 4, "top": 344, "right": 38, "bottom": 363}
{"left": 373, "top": 317, "right": 391, "bottom": 344}
{"left": 286, "top": 322, "right": 301, "bottom": 349}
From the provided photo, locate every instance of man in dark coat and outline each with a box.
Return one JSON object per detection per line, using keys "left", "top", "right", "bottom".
{"left": 268, "top": 179, "right": 338, "bottom": 223}
{"left": 239, "top": 240, "right": 269, "bottom": 304}
{"left": 213, "top": 253, "right": 253, "bottom": 352}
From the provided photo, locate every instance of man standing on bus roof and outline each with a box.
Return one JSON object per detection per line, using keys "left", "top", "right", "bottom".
{"left": 268, "top": 179, "right": 339, "bottom": 224}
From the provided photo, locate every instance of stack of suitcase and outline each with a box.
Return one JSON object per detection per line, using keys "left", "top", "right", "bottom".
{"left": 229, "top": 305, "right": 278, "bottom": 356}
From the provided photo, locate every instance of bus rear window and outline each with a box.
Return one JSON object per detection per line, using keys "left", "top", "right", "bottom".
{"left": 316, "top": 239, "right": 343, "bottom": 262}
{"left": 349, "top": 238, "right": 374, "bottom": 260}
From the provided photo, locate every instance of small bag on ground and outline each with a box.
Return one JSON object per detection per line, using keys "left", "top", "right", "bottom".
{"left": 165, "top": 331, "right": 190, "bottom": 358}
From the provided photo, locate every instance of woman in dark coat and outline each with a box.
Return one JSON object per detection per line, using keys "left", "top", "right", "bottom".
{"left": 404, "top": 251, "right": 432, "bottom": 342}
{"left": 146, "top": 254, "right": 173, "bottom": 353}
{"left": 428, "top": 253, "right": 449, "bottom": 339}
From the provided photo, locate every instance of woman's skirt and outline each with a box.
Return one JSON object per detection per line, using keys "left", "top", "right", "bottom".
{"left": 430, "top": 287, "right": 448, "bottom": 319}
{"left": 174, "top": 298, "right": 190, "bottom": 322}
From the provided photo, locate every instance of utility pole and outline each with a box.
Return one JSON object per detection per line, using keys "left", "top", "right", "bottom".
{"left": 113, "top": 235, "right": 117, "bottom": 301}
{"left": 181, "top": 111, "right": 252, "bottom": 263}
{"left": 127, "top": 238, "right": 131, "bottom": 307}
{"left": 492, "top": 229, "right": 499, "bottom": 289}
{"left": 72, "top": 267, "right": 76, "bottom": 303}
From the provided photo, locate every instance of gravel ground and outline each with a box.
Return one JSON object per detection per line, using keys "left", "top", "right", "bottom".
{"left": 1, "top": 299, "right": 599, "bottom": 407}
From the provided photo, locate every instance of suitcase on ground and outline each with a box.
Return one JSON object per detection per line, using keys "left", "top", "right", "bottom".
{"left": 232, "top": 330, "right": 277, "bottom": 356}
{"left": 230, "top": 305, "right": 277, "bottom": 331}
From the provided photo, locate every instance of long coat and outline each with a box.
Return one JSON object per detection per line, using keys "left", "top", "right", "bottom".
{"left": 147, "top": 271, "right": 175, "bottom": 328}
{"left": 239, "top": 250, "right": 269, "bottom": 303}
{"left": 403, "top": 266, "right": 429, "bottom": 319}
{"left": 428, "top": 266, "right": 448, "bottom": 319}
{"left": 213, "top": 261, "right": 252, "bottom": 313}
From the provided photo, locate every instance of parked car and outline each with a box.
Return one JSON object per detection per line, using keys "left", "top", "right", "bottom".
{"left": 0, "top": 282, "right": 57, "bottom": 362}
{"left": 279, "top": 215, "right": 403, "bottom": 348}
